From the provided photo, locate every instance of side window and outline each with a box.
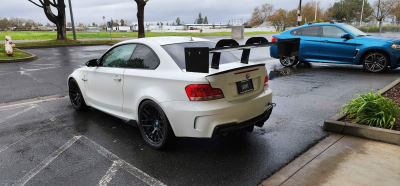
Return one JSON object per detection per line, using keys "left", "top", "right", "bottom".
{"left": 291, "top": 28, "right": 302, "bottom": 36}
{"left": 323, "top": 26, "right": 347, "bottom": 38}
{"left": 302, "top": 26, "right": 320, "bottom": 37}
{"left": 127, "top": 45, "right": 159, "bottom": 69}
{"left": 101, "top": 44, "right": 137, "bottom": 67}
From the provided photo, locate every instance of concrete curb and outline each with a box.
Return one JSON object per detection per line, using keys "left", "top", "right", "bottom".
{"left": 260, "top": 133, "right": 345, "bottom": 186}
{"left": 0, "top": 49, "right": 38, "bottom": 63}
{"left": 0, "top": 93, "right": 68, "bottom": 110}
{"left": 323, "top": 78, "right": 400, "bottom": 146}
{"left": 16, "top": 43, "right": 113, "bottom": 49}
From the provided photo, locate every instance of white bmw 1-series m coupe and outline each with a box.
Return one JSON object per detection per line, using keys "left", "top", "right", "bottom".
{"left": 67, "top": 36, "right": 290, "bottom": 149}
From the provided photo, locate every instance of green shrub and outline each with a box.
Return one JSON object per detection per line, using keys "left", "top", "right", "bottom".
{"left": 340, "top": 89, "right": 400, "bottom": 130}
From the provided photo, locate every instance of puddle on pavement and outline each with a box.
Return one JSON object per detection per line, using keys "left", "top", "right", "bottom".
{"left": 269, "top": 68, "right": 295, "bottom": 80}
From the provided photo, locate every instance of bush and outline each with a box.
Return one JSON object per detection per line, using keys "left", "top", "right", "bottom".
{"left": 340, "top": 89, "right": 400, "bottom": 130}
{"left": 358, "top": 25, "right": 400, "bottom": 33}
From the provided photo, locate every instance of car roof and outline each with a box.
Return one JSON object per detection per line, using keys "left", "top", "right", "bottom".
{"left": 298, "top": 22, "right": 347, "bottom": 28}
{"left": 122, "top": 36, "right": 211, "bottom": 46}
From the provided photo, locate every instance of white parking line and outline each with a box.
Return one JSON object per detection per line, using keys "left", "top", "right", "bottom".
{"left": 0, "top": 118, "right": 57, "bottom": 153}
{"left": 0, "top": 105, "right": 36, "bottom": 124}
{"left": 80, "top": 136, "right": 166, "bottom": 186}
{"left": 98, "top": 160, "right": 123, "bottom": 186}
{"left": 13, "top": 136, "right": 82, "bottom": 186}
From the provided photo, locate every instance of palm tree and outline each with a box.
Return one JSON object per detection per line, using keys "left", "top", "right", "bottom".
{"left": 103, "top": 16, "right": 105, "bottom": 26}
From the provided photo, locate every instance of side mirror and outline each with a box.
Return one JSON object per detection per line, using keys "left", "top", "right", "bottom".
{"left": 86, "top": 59, "right": 98, "bottom": 67}
{"left": 341, "top": 33, "right": 351, "bottom": 39}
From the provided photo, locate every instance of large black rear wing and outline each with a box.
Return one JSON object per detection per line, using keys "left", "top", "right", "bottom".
{"left": 184, "top": 37, "right": 300, "bottom": 73}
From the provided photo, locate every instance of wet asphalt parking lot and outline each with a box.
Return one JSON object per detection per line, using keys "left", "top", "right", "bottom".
{"left": 1, "top": 40, "right": 400, "bottom": 185}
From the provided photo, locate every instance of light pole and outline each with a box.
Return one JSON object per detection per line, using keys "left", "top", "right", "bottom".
{"left": 315, "top": 0, "right": 318, "bottom": 21}
{"left": 68, "top": 0, "right": 77, "bottom": 40}
{"left": 360, "top": 0, "right": 365, "bottom": 27}
{"left": 298, "top": 0, "right": 302, "bottom": 26}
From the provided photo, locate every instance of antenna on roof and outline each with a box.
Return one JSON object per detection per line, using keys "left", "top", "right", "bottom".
{"left": 188, "top": 36, "right": 194, "bottom": 41}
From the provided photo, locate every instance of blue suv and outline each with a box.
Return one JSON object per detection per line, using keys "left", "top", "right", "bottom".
{"left": 270, "top": 22, "right": 400, "bottom": 72}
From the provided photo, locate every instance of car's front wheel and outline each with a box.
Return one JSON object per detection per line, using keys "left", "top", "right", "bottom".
{"left": 280, "top": 56, "right": 299, "bottom": 67}
{"left": 362, "top": 51, "right": 388, "bottom": 73}
{"left": 68, "top": 79, "right": 89, "bottom": 110}
{"left": 138, "top": 100, "right": 174, "bottom": 149}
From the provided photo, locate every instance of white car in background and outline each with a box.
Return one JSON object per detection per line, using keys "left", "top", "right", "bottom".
{"left": 68, "top": 37, "right": 280, "bottom": 149}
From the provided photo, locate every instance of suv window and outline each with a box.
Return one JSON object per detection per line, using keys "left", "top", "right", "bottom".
{"left": 291, "top": 29, "right": 302, "bottom": 36}
{"left": 302, "top": 26, "right": 320, "bottom": 37}
{"left": 323, "top": 26, "right": 347, "bottom": 38}
{"left": 100, "top": 44, "right": 137, "bottom": 67}
{"left": 127, "top": 45, "right": 159, "bottom": 69}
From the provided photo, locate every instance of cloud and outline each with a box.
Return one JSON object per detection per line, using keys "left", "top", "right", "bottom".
{"left": 0, "top": 0, "right": 373, "bottom": 25}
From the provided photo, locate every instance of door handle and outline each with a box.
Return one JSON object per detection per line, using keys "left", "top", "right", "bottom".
{"left": 324, "top": 40, "right": 329, "bottom": 42}
{"left": 82, "top": 78, "right": 88, "bottom": 81}
{"left": 113, "top": 76, "right": 122, "bottom": 82}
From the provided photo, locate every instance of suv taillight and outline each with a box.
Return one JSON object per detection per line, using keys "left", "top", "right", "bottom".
{"left": 272, "top": 37, "right": 278, "bottom": 42}
{"left": 264, "top": 75, "right": 269, "bottom": 86}
{"left": 185, "top": 84, "right": 224, "bottom": 101}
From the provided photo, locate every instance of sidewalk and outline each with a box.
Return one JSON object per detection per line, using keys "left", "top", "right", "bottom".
{"left": 262, "top": 133, "right": 400, "bottom": 186}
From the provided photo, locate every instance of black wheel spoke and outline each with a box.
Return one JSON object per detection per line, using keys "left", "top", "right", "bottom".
{"left": 140, "top": 104, "right": 167, "bottom": 144}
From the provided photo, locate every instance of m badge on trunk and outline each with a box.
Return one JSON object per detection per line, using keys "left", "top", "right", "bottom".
{"left": 246, "top": 73, "right": 250, "bottom": 79}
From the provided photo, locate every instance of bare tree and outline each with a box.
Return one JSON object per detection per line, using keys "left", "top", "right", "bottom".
{"left": 27, "top": 0, "right": 67, "bottom": 40}
{"left": 391, "top": 1, "right": 400, "bottom": 22}
{"left": 135, "top": 0, "right": 149, "bottom": 38}
{"left": 248, "top": 3, "right": 274, "bottom": 27}
{"left": 373, "top": 0, "right": 396, "bottom": 32}
{"left": 267, "top": 8, "right": 289, "bottom": 31}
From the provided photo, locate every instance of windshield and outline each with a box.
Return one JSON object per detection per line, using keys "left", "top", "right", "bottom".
{"left": 341, "top": 25, "right": 367, "bottom": 36}
{"left": 162, "top": 42, "right": 239, "bottom": 69}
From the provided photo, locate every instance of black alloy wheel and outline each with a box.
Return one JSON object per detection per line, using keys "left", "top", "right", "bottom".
{"left": 363, "top": 52, "right": 388, "bottom": 73}
{"left": 279, "top": 56, "right": 299, "bottom": 67}
{"left": 68, "top": 79, "right": 88, "bottom": 110}
{"left": 138, "top": 100, "right": 173, "bottom": 149}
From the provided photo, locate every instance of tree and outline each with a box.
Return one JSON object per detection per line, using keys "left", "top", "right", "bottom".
{"left": 248, "top": 3, "right": 274, "bottom": 27}
{"left": 67, "top": 22, "right": 72, "bottom": 27}
{"left": 120, "top": 19, "right": 125, "bottom": 26}
{"left": 37, "top": 22, "right": 43, "bottom": 26}
{"left": 204, "top": 16, "right": 208, "bottom": 24}
{"left": 0, "top": 18, "right": 10, "bottom": 30}
{"left": 287, "top": 9, "right": 299, "bottom": 27}
{"left": 92, "top": 22, "right": 96, "bottom": 27}
{"left": 373, "top": 0, "right": 396, "bottom": 32}
{"left": 166, "top": 22, "right": 169, "bottom": 26}
{"left": 103, "top": 16, "right": 105, "bottom": 25}
{"left": 135, "top": 0, "right": 149, "bottom": 38}
{"left": 197, "top": 13, "right": 203, "bottom": 24}
{"left": 25, "top": 19, "right": 37, "bottom": 30}
{"left": 267, "top": 8, "right": 290, "bottom": 31}
{"left": 28, "top": 0, "right": 67, "bottom": 40}
{"left": 327, "top": 0, "right": 373, "bottom": 22}
{"left": 300, "top": 2, "right": 323, "bottom": 24}
{"left": 176, "top": 17, "right": 181, "bottom": 25}
{"left": 390, "top": 1, "right": 400, "bottom": 22}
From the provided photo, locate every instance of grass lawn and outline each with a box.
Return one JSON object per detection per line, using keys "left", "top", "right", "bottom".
{"left": 0, "top": 31, "right": 276, "bottom": 40}
{"left": 16, "top": 39, "right": 122, "bottom": 47}
{"left": 0, "top": 47, "right": 31, "bottom": 59}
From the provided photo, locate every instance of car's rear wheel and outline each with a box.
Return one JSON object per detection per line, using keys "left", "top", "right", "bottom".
{"left": 138, "top": 100, "right": 174, "bottom": 149}
{"left": 280, "top": 56, "right": 299, "bottom": 67}
{"left": 362, "top": 52, "right": 388, "bottom": 73}
{"left": 68, "top": 79, "right": 89, "bottom": 110}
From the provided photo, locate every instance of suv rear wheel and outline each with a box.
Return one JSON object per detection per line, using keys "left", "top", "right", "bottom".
{"left": 280, "top": 56, "right": 299, "bottom": 67}
{"left": 362, "top": 51, "right": 388, "bottom": 73}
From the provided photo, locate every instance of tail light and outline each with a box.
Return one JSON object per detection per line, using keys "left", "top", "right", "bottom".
{"left": 264, "top": 75, "right": 269, "bottom": 86}
{"left": 272, "top": 37, "right": 278, "bottom": 42}
{"left": 185, "top": 84, "right": 224, "bottom": 101}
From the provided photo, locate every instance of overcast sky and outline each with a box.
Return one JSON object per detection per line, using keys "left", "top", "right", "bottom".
{"left": 0, "top": 0, "right": 374, "bottom": 25}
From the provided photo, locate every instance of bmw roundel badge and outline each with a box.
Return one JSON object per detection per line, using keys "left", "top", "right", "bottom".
{"left": 246, "top": 73, "right": 250, "bottom": 79}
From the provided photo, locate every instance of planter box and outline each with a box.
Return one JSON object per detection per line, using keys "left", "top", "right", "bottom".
{"left": 323, "top": 78, "right": 400, "bottom": 146}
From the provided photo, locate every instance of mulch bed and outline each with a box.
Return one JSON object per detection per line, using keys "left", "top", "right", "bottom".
{"left": 340, "top": 83, "right": 400, "bottom": 131}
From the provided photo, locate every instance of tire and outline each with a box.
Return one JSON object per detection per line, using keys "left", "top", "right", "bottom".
{"left": 138, "top": 100, "right": 174, "bottom": 149}
{"left": 68, "top": 79, "right": 89, "bottom": 110}
{"left": 280, "top": 56, "right": 299, "bottom": 67}
{"left": 362, "top": 51, "right": 388, "bottom": 73}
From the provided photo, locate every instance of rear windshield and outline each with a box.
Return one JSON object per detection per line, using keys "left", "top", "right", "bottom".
{"left": 162, "top": 41, "right": 239, "bottom": 69}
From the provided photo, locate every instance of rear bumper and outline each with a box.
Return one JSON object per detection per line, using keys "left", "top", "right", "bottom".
{"left": 160, "top": 88, "right": 273, "bottom": 138}
{"left": 212, "top": 105, "right": 273, "bottom": 137}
